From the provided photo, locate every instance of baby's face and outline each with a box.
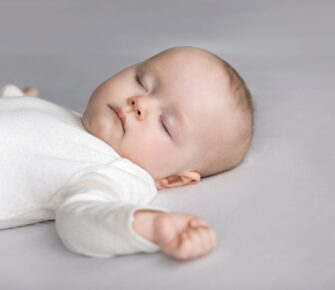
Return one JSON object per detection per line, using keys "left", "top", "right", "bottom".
{"left": 82, "top": 48, "right": 235, "bottom": 187}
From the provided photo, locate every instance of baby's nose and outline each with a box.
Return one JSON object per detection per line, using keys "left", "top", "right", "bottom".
{"left": 127, "top": 96, "right": 147, "bottom": 120}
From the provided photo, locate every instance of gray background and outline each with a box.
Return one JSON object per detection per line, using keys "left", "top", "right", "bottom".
{"left": 0, "top": 0, "right": 334, "bottom": 289}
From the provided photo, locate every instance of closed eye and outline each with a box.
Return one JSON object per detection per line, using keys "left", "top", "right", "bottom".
{"left": 136, "top": 74, "right": 147, "bottom": 92}
{"left": 160, "top": 116, "right": 172, "bottom": 138}
{"left": 136, "top": 74, "right": 142, "bottom": 86}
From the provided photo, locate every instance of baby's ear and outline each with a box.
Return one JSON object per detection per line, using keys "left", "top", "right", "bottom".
{"left": 155, "top": 171, "right": 201, "bottom": 190}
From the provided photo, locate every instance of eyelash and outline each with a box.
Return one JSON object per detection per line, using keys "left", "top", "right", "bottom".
{"left": 136, "top": 74, "right": 147, "bottom": 92}
{"left": 160, "top": 116, "right": 171, "bottom": 137}
{"left": 135, "top": 75, "right": 142, "bottom": 86}
{"left": 136, "top": 74, "right": 171, "bottom": 138}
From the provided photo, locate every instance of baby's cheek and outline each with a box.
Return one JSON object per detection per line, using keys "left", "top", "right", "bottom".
{"left": 128, "top": 140, "right": 173, "bottom": 176}
{"left": 149, "top": 147, "right": 178, "bottom": 175}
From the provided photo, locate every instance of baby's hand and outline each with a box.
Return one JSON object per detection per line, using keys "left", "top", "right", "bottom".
{"left": 153, "top": 213, "right": 217, "bottom": 260}
{"left": 22, "top": 87, "right": 39, "bottom": 98}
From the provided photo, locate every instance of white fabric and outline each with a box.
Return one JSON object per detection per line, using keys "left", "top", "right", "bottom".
{"left": 0, "top": 84, "right": 25, "bottom": 97}
{"left": 0, "top": 84, "right": 168, "bottom": 258}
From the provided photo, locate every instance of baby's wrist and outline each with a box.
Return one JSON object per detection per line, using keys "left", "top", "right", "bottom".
{"left": 132, "top": 210, "right": 165, "bottom": 244}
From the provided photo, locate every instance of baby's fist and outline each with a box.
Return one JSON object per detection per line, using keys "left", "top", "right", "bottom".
{"left": 153, "top": 213, "right": 217, "bottom": 260}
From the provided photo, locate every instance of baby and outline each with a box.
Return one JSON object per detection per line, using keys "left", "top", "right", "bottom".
{"left": 0, "top": 46, "right": 253, "bottom": 260}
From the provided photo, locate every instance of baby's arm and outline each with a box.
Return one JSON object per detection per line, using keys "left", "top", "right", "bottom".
{"left": 51, "top": 164, "right": 170, "bottom": 258}
{"left": 133, "top": 210, "right": 217, "bottom": 260}
{"left": 52, "top": 166, "right": 217, "bottom": 260}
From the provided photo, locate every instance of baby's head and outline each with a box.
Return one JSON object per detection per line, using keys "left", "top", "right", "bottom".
{"left": 82, "top": 46, "right": 254, "bottom": 190}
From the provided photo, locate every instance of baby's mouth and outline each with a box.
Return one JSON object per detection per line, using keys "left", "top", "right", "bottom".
{"left": 108, "top": 105, "right": 126, "bottom": 133}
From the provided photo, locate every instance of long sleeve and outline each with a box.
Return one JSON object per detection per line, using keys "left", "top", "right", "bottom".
{"left": 50, "top": 159, "right": 168, "bottom": 258}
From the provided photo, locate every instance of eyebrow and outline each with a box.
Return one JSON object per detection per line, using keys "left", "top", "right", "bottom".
{"left": 139, "top": 63, "right": 186, "bottom": 144}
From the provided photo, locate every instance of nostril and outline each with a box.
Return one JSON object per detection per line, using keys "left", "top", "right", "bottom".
{"left": 128, "top": 98, "right": 135, "bottom": 106}
{"left": 137, "top": 111, "right": 141, "bottom": 115}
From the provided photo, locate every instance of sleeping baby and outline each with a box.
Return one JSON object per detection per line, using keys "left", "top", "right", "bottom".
{"left": 0, "top": 46, "right": 254, "bottom": 260}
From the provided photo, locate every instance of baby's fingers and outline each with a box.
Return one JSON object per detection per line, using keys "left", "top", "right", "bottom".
{"left": 189, "top": 217, "right": 208, "bottom": 228}
{"left": 175, "top": 226, "right": 216, "bottom": 260}
{"left": 191, "top": 226, "right": 216, "bottom": 257}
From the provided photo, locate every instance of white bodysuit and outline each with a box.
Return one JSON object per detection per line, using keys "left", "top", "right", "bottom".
{"left": 0, "top": 85, "right": 167, "bottom": 258}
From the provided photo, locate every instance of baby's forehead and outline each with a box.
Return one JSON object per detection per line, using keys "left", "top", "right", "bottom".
{"left": 141, "top": 55, "right": 229, "bottom": 102}
{"left": 145, "top": 49, "right": 226, "bottom": 81}
{"left": 139, "top": 48, "right": 235, "bottom": 140}
{"left": 141, "top": 57, "right": 229, "bottom": 115}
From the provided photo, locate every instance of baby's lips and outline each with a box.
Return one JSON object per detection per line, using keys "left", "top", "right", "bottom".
{"left": 109, "top": 105, "right": 127, "bottom": 132}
